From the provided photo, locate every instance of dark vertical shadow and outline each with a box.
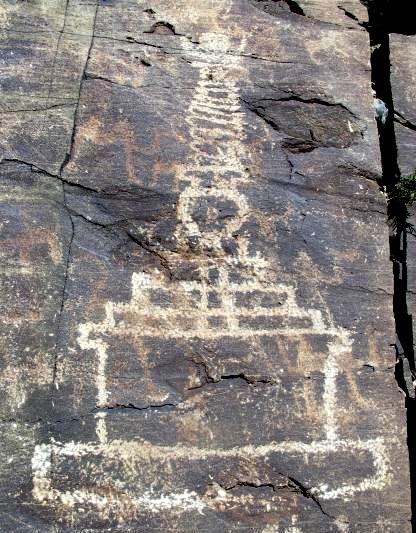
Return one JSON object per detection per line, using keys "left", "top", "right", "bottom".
{"left": 362, "top": 0, "right": 416, "bottom": 528}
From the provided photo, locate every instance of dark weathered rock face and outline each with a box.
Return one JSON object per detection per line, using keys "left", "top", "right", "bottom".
{"left": 391, "top": 34, "right": 416, "bottom": 176}
{"left": 0, "top": 1, "right": 410, "bottom": 531}
{"left": 389, "top": 23, "right": 416, "bottom": 467}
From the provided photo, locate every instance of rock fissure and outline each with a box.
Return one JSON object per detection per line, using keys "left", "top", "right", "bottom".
{"left": 95, "top": 402, "right": 177, "bottom": 412}
{"left": 287, "top": 476, "right": 335, "bottom": 519}
{"left": 49, "top": 2, "right": 97, "bottom": 392}
{"left": 219, "top": 373, "right": 278, "bottom": 385}
{"left": 46, "top": 0, "right": 70, "bottom": 101}
{"left": 394, "top": 111, "right": 416, "bottom": 133}
{"left": 241, "top": 94, "right": 363, "bottom": 153}
{"left": 214, "top": 477, "right": 335, "bottom": 521}
{"left": 282, "top": 0, "right": 305, "bottom": 15}
{"left": 251, "top": 0, "right": 305, "bottom": 17}
{"left": 96, "top": 32, "right": 305, "bottom": 66}
{"left": 222, "top": 480, "right": 277, "bottom": 492}
{"left": 125, "top": 231, "right": 174, "bottom": 277}
{"left": 0, "top": 102, "right": 77, "bottom": 114}
{"left": 363, "top": 0, "right": 416, "bottom": 527}
{"left": 186, "top": 356, "right": 279, "bottom": 390}
{"left": 338, "top": 6, "right": 362, "bottom": 25}
{"left": 242, "top": 94, "right": 358, "bottom": 114}
{"left": 143, "top": 21, "right": 180, "bottom": 36}
{"left": 214, "top": 475, "right": 335, "bottom": 519}
{"left": 52, "top": 202, "right": 74, "bottom": 387}
{"left": 59, "top": 1, "right": 98, "bottom": 176}
{"left": 0, "top": 401, "right": 177, "bottom": 427}
{"left": 1, "top": 158, "right": 177, "bottom": 200}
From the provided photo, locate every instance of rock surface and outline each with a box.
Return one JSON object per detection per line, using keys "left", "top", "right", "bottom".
{"left": 391, "top": 33, "right": 416, "bottom": 176}
{"left": 390, "top": 30, "right": 416, "bottom": 411}
{"left": 0, "top": 1, "right": 411, "bottom": 531}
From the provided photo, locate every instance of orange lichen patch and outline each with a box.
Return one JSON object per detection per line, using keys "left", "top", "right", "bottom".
{"left": 332, "top": 246, "right": 361, "bottom": 265}
{"left": 300, "top": 377, "right": 325, "bottom": 427}
{"left": 1, "top": 228, "right": 63, "bottom": 266}
{"left": 345, "top": 370, "right": 374, "bottom": 411}
{"left": 66, "top": 103, "right": 140, "bottom": 183}
{"left": 366, "top": 327, "right": 392, "bottom": 368}
{"left": 78, "top": 115, "right": 104, "bottom": 144}
{"left": 2, "top": 355, "right": 53, "bottom": 411}
{"left": 294, "top": 250, "right": 344, "bottom": 286}
{"left": 296, "top": 337, "right": 327, "bottom": 376}
{"left": 89, "top": 46, "right": 147, "bottom": 90}
{"left": 62, "top": 89, "right": 111, "bottom": 174}
{"left": 152, "top": 158, "right": 180, "bottom": 185}
{"left": 113, "top": 119, "right": 137, "bottom": 184}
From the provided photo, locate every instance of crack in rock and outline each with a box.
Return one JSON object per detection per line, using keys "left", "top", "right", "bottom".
{"left": 250, "top": 0, "right": 305, "bottom": 17}
{"left": 241, "top": 94, "right": 363, "bottom": 153}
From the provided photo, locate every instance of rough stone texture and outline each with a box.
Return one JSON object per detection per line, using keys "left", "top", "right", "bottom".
{"left": 390, "top": 33, "right": 416, "bottom": 176}
{"left": 390, "top": 33, "right": 416, "bottom": 353}
{"left": 0, "top": 1, "right": 410, "bottom": 531}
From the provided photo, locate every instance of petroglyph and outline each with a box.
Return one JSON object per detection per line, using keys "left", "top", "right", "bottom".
{"left": 31, "top": 31, "right": 393, "bottom": 522}
{"left": 174, "top": 35, "right": 250, "bottom": 254}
